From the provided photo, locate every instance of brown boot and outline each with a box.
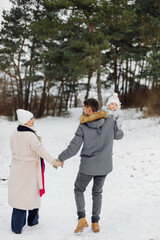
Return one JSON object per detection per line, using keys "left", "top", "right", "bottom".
{"left": 74, "top": 218, "right": 89, "bottom": 233}
{"left": 92, "top": 222, "right": 100, "bottom": 233}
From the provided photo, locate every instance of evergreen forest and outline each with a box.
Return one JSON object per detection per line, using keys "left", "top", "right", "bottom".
{"left": 0, "top": 0, "right": 160, "bottom": 118}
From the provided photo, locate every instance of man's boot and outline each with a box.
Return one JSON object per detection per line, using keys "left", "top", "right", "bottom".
{"left": 74, "top": 218, "right": 89, "bottom": 233}
{"left": 92, "top": 222, "right": 100, "bottom": 233}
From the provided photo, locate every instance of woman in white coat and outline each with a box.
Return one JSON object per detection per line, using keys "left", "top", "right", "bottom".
{"left": 8, "top": 109, "right": 63, "bottom": 234}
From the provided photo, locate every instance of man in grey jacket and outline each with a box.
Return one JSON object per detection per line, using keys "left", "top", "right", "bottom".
{"left": 58, "top": 98, "right": 124, "bottom": 233}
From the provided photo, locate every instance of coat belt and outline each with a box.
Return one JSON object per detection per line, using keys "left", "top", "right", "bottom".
{"left": 12, "top": 154, "right": 43, "bottom": 190}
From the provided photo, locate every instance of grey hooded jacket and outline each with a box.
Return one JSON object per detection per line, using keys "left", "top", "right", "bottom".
{"left": 58, "top": 114, "right": 124, "bottom": 176}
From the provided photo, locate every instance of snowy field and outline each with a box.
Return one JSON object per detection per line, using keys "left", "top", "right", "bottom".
{"left": 0, "top": 108, "right": 160, "bottom": 240}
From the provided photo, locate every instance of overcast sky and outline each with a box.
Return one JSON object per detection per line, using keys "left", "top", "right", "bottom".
{"left": 0, "top": 0, "right": 12, "bottom": 23}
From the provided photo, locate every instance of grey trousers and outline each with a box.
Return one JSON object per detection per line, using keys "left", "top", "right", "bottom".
{"left": 74, "top": 171, "right": 106, "bottom": 223}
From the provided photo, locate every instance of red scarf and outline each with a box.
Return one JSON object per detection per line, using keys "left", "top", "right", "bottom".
{"left": 40, "top": 158, "right": 45, "bottom": 197}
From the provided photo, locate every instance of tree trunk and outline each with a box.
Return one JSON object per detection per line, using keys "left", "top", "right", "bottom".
{"left": 10, "top": 77, "right": 17, "bottom": 119}
{"left": 85, "top": 69, "right": 93, "bottom": 100}
{"left": 28, "top": 80, "right": 34, "bottom": 112}
{"left": 17, "top": 78, "right": 23, "bottom": 109}
{"left": 2, "top": 76, "right": 6, "bottom": 115}
{"left": 69, "top": 92, "right": 73, "bottom": 108}
{"left": 37, "top": 78, "right": 47, "bottom": 118}
{"left": 46, "top": 78, "right": 51, "bottom": 116}
{"left": 114, "top": 47, "right": 118, "bottom": 93}
{"left": 58, "top": 80, "right": 64, "bottom": 116}
{"left": 24, "top": 81, "right": 30, "bottom": 110}
{"left": 124, "top": 59, "right": 128, "bottom": 105}
{"left": 96, "top": 67, "right": 103, "bottom": 108}
{"left": 74, "top": 91, "right": 78, "bottom": 107}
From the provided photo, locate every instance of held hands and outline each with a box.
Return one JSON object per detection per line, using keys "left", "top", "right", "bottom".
{"left": 53, "top": 159, "right": 64, "bottom": 169}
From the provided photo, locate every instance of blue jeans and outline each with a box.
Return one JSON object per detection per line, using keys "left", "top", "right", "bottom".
{"left": 74, "top": 172, "right": 106, "bottom": 223}
{"left": 11, "top": 208, "right": 39, "bottom": 233}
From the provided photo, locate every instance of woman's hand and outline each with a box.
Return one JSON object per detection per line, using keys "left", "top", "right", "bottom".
{"left": 53, "top": 159, "right": 64, "bottom": 169}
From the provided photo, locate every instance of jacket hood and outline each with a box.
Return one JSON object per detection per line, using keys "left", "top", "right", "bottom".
{"left": 80, "top": 111, "right": 107, "bottom": 129}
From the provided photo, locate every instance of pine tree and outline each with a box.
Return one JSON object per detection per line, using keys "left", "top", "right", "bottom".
{"left": 0, "top": 0, "right": 46, "bottom": 115}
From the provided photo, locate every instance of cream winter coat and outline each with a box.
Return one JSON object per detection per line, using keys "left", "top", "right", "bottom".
{"left": 8, "top": 126, "right": 56, "bottom": 210}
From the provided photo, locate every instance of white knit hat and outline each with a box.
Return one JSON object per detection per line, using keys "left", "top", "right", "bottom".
{"left": 107, "top": 93, "right": 121, "bottom": 109}
{"left": 16, "top": 109, "right": 33, "bottom": 124}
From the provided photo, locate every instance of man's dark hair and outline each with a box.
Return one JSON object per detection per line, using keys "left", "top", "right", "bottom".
{"left": 83, "top": 98, "right": 99, "bottom": 112}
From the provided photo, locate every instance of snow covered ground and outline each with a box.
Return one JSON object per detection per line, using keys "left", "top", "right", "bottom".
{"left": 0, "top": 108, "right": 160, "bottom": 240}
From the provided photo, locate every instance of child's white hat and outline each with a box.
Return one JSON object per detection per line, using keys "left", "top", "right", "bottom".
{"left": 107, "top": 93, "right": 121, "bottom": 109}
{"left": 16, "top": 109, "right": 33, "bottom": 124}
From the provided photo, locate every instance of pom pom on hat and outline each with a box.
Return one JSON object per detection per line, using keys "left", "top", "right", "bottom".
{"left": 107, "top": 93, "right": 121, "bottom": 108}
{"left": 112, "top": 93, "right": 118, "bottom": 97}
{"left": 16, "top": 109, "right": 33, "bottom": 124}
